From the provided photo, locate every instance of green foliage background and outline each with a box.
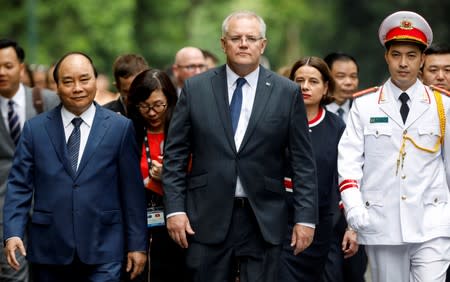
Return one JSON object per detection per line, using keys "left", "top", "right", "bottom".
{"left": 1, "top": 0, "right": 449, "bottom": 88}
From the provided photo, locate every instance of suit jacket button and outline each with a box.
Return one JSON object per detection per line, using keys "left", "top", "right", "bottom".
{"left": 73, "top": 185, "right": 79, "bottom": 189}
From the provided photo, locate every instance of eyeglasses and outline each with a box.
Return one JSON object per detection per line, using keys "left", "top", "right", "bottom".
{"left": 137, "top": 102, "right": 167, "bottom": 114}
{"left": 177, "top": 64, "right": 207, "bottom": 71}
{"left": 225, "top": 35, "right": 264, "bottom": 44}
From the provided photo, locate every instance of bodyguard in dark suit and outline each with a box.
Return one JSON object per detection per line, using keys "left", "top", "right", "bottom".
{"left": 162, "top": 11, "right": 318, "bottom": 282}
{"left": 3, "top": 52, "right": 148, "bottom": 282}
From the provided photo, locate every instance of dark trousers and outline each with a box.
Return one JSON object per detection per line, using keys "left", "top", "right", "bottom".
{"left": 185, "top": 198, "right": 282, "bottom": 282}
{"left": 121, "top": 227, "right": 186, "bottom": 282}
{"left": 322, "top": 212, "right": 367, "bottom": 282}
{"left": 278, "top": 211, "right": 334, "bottom": 282}
{"left": 32, "top": 255, "right": 122, "bottom": 282}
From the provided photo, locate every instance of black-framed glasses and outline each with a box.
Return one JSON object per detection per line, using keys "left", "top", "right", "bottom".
{"left": 137, "top": 102, "right": 167, "bottom": 113}
{"left": 225, "top": 35, "right": 264, "bottom": 44}
{"left": 177, "top": 64, "right": 207, "bottom": 71}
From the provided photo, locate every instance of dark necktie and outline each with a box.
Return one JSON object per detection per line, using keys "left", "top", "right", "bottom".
{"left": 67, "top": 118, "right": 83, "bottom": 172}
{"left": 7, "top": 100, "right": 21, "bottom": 145}
{"left": 230, "top": 78, "right": 246, "bottom": 135}
{"left": 337, "top": 107, "right": 344, "bottom": 119}
{"left": 399, "top": 92, "right": 410, "bottom": 124}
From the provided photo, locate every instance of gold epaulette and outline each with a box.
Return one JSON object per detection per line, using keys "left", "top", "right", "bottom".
{"left": 429, "top": 85, "right": 450, "bottom": 97}
{"left": 352, "top": 86, "right": 380, "bottom": 98}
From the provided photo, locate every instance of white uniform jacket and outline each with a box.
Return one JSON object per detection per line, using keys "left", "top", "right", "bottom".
{"left": 338, "top": 78, "right": 450, "bottom": 245}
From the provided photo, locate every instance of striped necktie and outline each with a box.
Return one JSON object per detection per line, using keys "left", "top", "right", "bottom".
{"left": 67, "top": 118, "right": 83, "bottom": 172}
{"left": 7, "top": 100, "right": 21, "bottom": 145}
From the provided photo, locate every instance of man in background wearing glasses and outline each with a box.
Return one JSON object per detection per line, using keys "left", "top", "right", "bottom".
{"left": 172, "top": 46, "right": 207, "bottom": 96}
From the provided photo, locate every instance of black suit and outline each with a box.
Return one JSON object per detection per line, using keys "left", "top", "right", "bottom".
{"left": 103, "top": 97, "right": 126, "bottom": 116}
{"left": 163, "top": 65, "right": 317, "bottom": 281}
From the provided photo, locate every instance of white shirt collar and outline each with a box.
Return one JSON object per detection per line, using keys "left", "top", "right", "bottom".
{"left": 388, "top": 78, "right": 421, "bottom": 101}
{"left": 61, "top": 103, "right": 96, "bottom": 129}
{"left": 226, "top": 65, "right": 260, "bottom": 90}
{"left": 326, "top": 99, "right": 351, "bottom": 112}
{"left": 0, "top": 83, "right": 26, "bottom": 106}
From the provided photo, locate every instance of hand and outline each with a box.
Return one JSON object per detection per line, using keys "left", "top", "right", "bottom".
{"left": 346, "top": 205, "right": 369, "bottom": 231}
{"left": 126, "top": 251, "right": 147, "bottom": 280}
{"left": 166, "top": 214, "right": 195, "bottom": 248}
{"left": 290, "top": 224, "right": 314, "bottom": 255}
{"left": 342, "top": 228, "right": 359, "bottom": 259}
{"left": 4, "top": 237, "right": 26, "bottom": 271}
{"left": 150, "top": 159, "right": 163, "bottom": 181}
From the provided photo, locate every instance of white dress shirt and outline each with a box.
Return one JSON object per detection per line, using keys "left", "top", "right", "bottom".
{"left": 226, "top": 65, "right": 259, "bottom": 197}
{"left": 61, "top": 103, "right": 96, "bottom": 170}
{"left": 326, "top": 99, "right": 351, "bottom": 124}
{"left": 0, "top": 84, "right": 26, "bottom": 132}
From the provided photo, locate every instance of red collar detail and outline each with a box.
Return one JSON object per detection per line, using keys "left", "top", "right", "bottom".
{"left": 308, "top": 107, "right": 325, "bottom": 127}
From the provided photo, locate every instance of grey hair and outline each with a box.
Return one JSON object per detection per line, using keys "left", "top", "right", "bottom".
{"left": 221, "top": 11, "right": 267, "bottom": 38}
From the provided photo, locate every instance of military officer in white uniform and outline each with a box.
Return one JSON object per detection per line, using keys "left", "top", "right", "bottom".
{"left": 338, "top": 11, "right": 450, "bottom": 282}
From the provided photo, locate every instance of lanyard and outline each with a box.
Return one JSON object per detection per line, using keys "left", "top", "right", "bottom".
{"left": 143, "top": 130, "right": 153, "bottom": 177}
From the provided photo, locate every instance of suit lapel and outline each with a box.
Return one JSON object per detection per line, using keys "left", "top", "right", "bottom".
{"left": 24, "top": 87, "right": 37, "bottom": 120}
{"left": 211, "top": 66, "right": 237, "bottom": 152}
{"left": 45, "top": 105, "right": 75, "bottom": 178}
{"left": 405, "top": 91, "right": 430, "bottom": 128}
{"left": 378, "top": 85, "right": 404, "bottom": 127}
{"left": 76, "top": 106, "right": 110, "bottom": 178}
{"left": 0, "top": 105, "right": 14, "bottom": 150}
{"left": 378, "top": 84, "right": 430, "bottom": 128}
{"left": 239, "top": 67, "right": 273, "bottom": 152}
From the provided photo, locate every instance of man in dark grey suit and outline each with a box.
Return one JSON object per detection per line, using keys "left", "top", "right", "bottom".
{"left": 162, "top": 11, "right": 317, "bottom": 281}
{"left": 0, "top": 38, "right": 59, "bottom": 282}
{"left": 103, "top": 54, "right": 149, "bottom": 116}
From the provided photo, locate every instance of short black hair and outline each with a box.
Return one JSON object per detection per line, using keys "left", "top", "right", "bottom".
{"left": 0, "top": 38, "right": 25, "bottom": 62}
{"left": 424, "top": 43, "right": 450, "bottom": 56}
{"left": 53, "top": 51, "right": 98, "bottom": 84}
{"left": 324, "top": 52, "right": 359, "bottom": 73}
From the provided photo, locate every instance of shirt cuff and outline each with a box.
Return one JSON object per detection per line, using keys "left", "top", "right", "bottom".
{"left": 166, "top": 211, "right": 186, "bottom": 219}
{"left": 296, "top": 222, "right": 316, "bottom": 229}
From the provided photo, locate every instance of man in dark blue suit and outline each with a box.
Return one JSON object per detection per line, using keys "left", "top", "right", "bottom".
{"left": 163, "top": 11, "right": 318, "bottom": 282}
{"left": 3, "top": 52, "right": 148, "bottom": 282}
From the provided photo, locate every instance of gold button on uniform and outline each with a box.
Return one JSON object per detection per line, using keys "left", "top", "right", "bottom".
{"left": 401, "top": 195, "right": 407, "bottom": 200}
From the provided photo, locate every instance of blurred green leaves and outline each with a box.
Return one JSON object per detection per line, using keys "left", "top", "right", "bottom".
{"left": 1, "top": 0, "right": 448, "bottom": 87}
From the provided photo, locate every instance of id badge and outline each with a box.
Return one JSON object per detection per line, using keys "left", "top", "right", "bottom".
{"left": 147, "top": 206, "right": 165, "bottom": 228}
